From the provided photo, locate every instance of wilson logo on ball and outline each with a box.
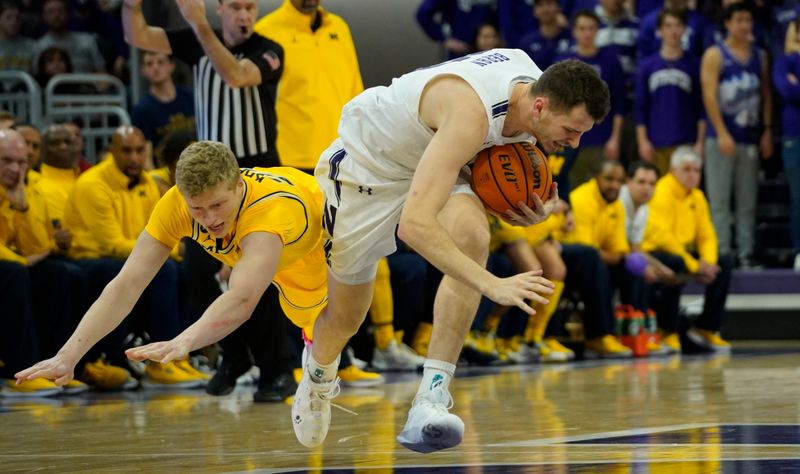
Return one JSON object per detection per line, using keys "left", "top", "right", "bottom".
{"left": 470, "top": 142, "right": 552, "bottom": 215}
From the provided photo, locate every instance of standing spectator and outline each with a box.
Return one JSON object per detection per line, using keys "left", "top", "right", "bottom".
{"left": 594, "top": 0, "right": 640, "bottom": 83}
{"left": 642, "top": 146, "right": 734, "bottom": 352}
{"left": 0, "top": 0, "right": 37, "bottom": 75}
{"left": 416, "top": 0, "right": 498, "bottom": 58}
{"left": 557, "top": 9, "right": 626, "bottom": 187}
{"left": 253, "top": 0, "right": 362, "bottom": 173}
{"left": 773, "top": 18, "right": 800, "bottom": 271}
{"left": 35, "top": 0, "right": 106, "bottom": 74}
{"left": 634, "top": 8, "right": 704, "bottom": 176}
{"left": 700, "top": 2, "right": 772, "bottom": 268}
{"left": 637, "top": 0, "right": 708, "bottom": 60}
{"left": 122, "top": 0, "right": 305, "bottom": 401}
{"left": 131, "top": 51, "right": 195, "bottom": 152}
{"left": 497, "top": 0, "right": 535, "bottom": 48}
{"left": 518, "top": 0, "right": 571, "bottom": 70}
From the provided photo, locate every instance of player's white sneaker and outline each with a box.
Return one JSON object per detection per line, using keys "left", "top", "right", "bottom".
{"left": 372, "top": 340, "right": 425, "bottom": 371}
{"left": 292, "top": 349, "right": 341, "bottom": 448}
{"left": 396, "top": 385, "right": 464, "bottom": 453}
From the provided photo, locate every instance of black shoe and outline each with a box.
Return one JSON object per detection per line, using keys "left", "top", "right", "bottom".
{"left": 206, "top": 356, "right": 252, "bottom": 396}
{"left": 253, "top": 372, "right": 297, "bottom": 403}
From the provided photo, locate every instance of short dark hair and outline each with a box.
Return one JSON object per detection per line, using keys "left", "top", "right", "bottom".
{"left": 657, "top": 7, "right": 687, "bottom": 28}
{"left": 156, "top": 129, "right": 196, "bottom": 168}
{"left": 533, "top": 59, "right": 610, "bottom": 122}
{"left": 572, "top": 9, "right": 601, "bottom": 28}
{"left": 594, "top": 159, "right": 624, "bottom": 177}
{"left": 627, "top": 160, "right": 660, "bottom": 179}
{"left": 723, "top": 2, "right": 753, "bottom": 22}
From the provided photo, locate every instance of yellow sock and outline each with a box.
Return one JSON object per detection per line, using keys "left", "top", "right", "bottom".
{"left": 370, "top": 257, "right": 395, "bottom": 350}
{"left": 524, "top": 280, "right": 564, "bottom": 343}
{"left": 412, "top": 322, "right": 433, "bottom": 357}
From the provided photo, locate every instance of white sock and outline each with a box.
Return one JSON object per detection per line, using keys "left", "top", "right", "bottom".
{"left": 306, "top": 350, "right": 340, "bottom": 383}
{"left": 416, "top": 359, "right": 456, "bottom": 396}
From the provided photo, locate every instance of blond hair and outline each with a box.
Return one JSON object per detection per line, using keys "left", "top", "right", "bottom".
{"left": 175, "top": 141, "right": 240, "bottom": 197}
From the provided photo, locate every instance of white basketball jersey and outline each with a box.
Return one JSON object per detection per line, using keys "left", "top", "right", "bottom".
{"left": 337, "top": 49, "right": 543, "bottom": 178}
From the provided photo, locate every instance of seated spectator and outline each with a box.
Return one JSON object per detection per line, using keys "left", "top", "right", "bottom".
{"left": 68, "top": 0, "right": 127, "bottom": 78}
{"left": 0, "top": 0, "right": 37, "bottom": 75}
{"left": 131, "top": 51, "right": 195, "bottom": 152}
{"left": 35, "top": 0, "right": 106, "bottom": 74}
{"left": 0, "top": 109, "right": 13, "bottom": 128}
{"left": 559, "top": 160, "right": 633, "bottom": 358}
{"left": 62, "top": 126, "right": 205, "bottom": 389}
{"left": 634, "top": 7, "right": 704, "bottom": 176}
{"left": 60, "top": 121, "right": 92, "bottom": 169}
{"left": 33, "top": 124, "right": 79, "bottom": 239}
{"left": 642, "top": 146, "right": 733, "bottom": 353}
{"left": 0, "top": 128, "right": 87, "bottom": 396}
{"left": 416, "top": 0, "right": 497, "bottom": 58}
{"left": 13, "top": 123, "right": 42, "bottom": 173}
{"left": 519, "top": 0, "right": 571, "bottom": 70}
{"left": 149, "top": 128, "right": 194, "bottom": 195}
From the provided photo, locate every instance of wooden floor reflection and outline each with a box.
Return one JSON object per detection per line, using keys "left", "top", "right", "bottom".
{"left": 3, "top": 341, "right": 800, "bottom": 473}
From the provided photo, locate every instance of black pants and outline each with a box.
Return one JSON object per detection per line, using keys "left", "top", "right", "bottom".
{"left": 649, "top": 252, "right": 734, "bottom": 332}
{"left": 29, "top": 257, "right": 88, "bottom": 358}
{"left": 0, "top": 261, "right": 38, "bottom": 377}
{"left": 608, "top": 261, "right": 648, "bottom": 311}
{"left": 562, "top": 244, "right": 615, "bottom": 339}
{"left": 182, "top": 240, "right": 292, "bottom": 381}
{"left": 76, "top": 258, "right": 181, "bottom": 365}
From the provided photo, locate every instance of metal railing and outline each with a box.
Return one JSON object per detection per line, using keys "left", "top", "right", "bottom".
{"left": 0, "top": 71, "right": 42, "bottom": 127}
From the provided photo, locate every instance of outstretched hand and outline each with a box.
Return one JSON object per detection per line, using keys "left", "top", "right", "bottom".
{"left": 125, "top": 338, "right": 191, "bottom": 365}
{"left": 175, "top": 0, "right": 208, "bottom": 30}
{"left": 485, "top": 270, "right": 555, "bottom": 315}
{"left": 15, "top": 354, "right": 76, "bottom": 387}
{"left": 503, "top": 182, "right": 559, "bottom": 227}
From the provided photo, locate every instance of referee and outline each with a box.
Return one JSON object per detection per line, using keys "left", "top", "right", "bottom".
{"left": 123, "top": 0, "right": 295, "bottom": 402}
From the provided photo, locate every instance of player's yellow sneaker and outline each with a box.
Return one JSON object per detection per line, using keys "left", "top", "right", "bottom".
{"left": 584, "top": 335, "right": 633, "bottom": 359}
{"left": 143, "top": 361, "right": 206, "bottom": 388}
{"left": 687, "top": 328, "right": 732, "bottom": 353}
{"left": 174, "top": 359, "right": 211, "bottom": 384}
{"left": 661, "top": 332, "right": 682, "bottom": 354}
{"left": 543, "top": 337, "right": 575, "bottom": 361}
{"left": 62, "top": 379, "right": 89, "bottom": 395}
{"left": 81, "top": 358, "right": 137, "bottom": 390}
{"left": 2, "top": 378, "right": 62, "bottom": 397}
{"left": 337, "top": 365, "right": 384, "bottom": 388}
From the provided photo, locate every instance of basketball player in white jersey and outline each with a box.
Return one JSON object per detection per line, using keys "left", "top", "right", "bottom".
{"left": 294, "top": 49, "right": 611, "bottom": 453}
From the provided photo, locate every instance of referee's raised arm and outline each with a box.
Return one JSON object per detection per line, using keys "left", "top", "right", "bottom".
{"left": 122, "top": 0, "right": 172, "bottom": 54}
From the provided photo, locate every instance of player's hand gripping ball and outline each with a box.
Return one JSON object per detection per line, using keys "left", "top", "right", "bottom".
{"left": 470, "top": 142, "right": 553, "bottom": 215}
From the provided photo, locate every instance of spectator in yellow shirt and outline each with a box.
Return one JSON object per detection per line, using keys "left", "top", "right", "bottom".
{"left": 561, "top": 160, "right": 632, "bottom": 358}
{"left": 642, "top": 146, "right": 733, "bottom": 353}
{"left": 61, "top": 126, "right": 200, "bottom": 390}
{"left": 17, "top": 141, "right": 330, "bottom": 404}
{"left": 0, "top": 129, "right": 88, "bottom": 396}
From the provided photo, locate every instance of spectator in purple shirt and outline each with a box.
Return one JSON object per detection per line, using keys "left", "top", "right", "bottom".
{"left": 518, "top": 0, "right": 571, "bottom": 70}
{"left": 773, "top": 18, "right": 800, "bottom": 271}
{"left": 497, "top": 0, "right": 536, "bottom": 48}
{"left": 637, "top": 0, "right": 709, "bottom": 60}
{"left": 635, "top": 8, "right": 705, "bottom": 176}
{"left": 556, "top": 9, "right": 625, "bottom": 188}
{"left": 416, "top": 0, "right": 498, "bottom": 58}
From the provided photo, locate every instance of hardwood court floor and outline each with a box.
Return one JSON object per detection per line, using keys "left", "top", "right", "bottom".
{"left": 2, "top": 341, "right": 800, "bottom": 473}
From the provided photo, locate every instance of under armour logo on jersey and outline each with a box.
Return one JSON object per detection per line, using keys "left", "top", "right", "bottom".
{"left": 263, "top": 50, "right": 281, "bottom": 70}
{"left": 358, "top": 186, "right": 373, "bottom": 195}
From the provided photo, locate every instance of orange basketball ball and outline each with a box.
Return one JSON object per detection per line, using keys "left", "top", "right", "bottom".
{"left": 470, "top": 142, "right": 553, "bottom": 215}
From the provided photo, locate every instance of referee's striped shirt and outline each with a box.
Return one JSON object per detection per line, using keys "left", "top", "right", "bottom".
{"left": 166, "top": 28, "right": 284, "bottom": 168}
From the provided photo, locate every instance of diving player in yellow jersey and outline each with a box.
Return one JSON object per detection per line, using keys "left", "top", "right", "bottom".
{"left": 15, "top": 141, "right": 328, "bottom": 384}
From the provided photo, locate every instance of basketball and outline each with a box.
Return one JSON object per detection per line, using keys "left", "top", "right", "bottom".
{"left": 470, "top": 142, "right": 553, "bottom": 215}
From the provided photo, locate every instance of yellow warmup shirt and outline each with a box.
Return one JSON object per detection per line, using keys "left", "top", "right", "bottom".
{"left": 145, "top": 167, "right": 328, "bottom": 335}
{"left": 642, "top": 173, "right": 718, "bottom": 273}
{"left": 0, "top": 187, "right": 50, "bottom": 264}
{"left": 35, "top": 164, "right": 79, "bottom": 224}
{"left": 27, "top": 169, "right": 42, "bottom": 186}
{"left": 561, "top": 179, "right": 630, "bottom": 256}
{"left": 254, "top": 0, "right": 363, "bottom": 169}
{"left": 64, "top": 158, "right": 161, "bottom": 260}
{"left": 148, "top": 166, "right": 173, "bottom": 193}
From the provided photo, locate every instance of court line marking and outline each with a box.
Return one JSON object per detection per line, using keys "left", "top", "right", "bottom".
{"left": 487, "top": 422, "right": 720, "bottom": 447}
{"left": 247, "top": 456, "right": 800, "bottom": 474}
